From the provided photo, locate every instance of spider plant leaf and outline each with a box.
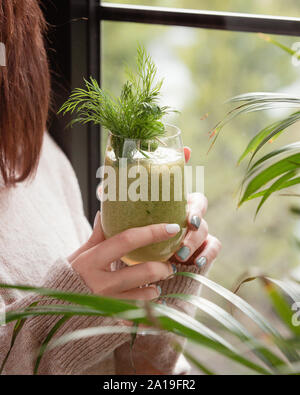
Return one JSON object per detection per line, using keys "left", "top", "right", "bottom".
{"left": 26, "top": 302, "right": 271, "bottom": 374}
{"left": 232, "top": 275, "right": 300, "bottom": 310}
{"left": 153, "top": 304, "right": 271, "bottom": 375}
{"left": 34, "top": 315, "right": 70, "bottom": 375}
{"left": 254, "top": 171, "right": 296, "bottom": 216}
{"left": 267, "top": 278, "right": 300, "bottom": 303}
{"left": 263, "top": 280, "right": 300, "bottom": 337}
{"left": 165, "top": 293, "right": 285, "bottom": 370}
{"left": 238, "top": 112, "right": 300, "bottom": 165}
{"left": 229, "top": 92, "right": 300, "bottom": 103}
{"left": 175, "top": 273, "right": 277, "bottom": 336}
{"left": 249, "top": 112, "right": 300, "bottom": 166}
{"left": 177, "top": 272, "right": 298, "bottom": 363}
{"left": 248, "top": 142, "right": 300, "bottom": 173}
{"left": 183, "top": 350, "right": 215, "bottom": 375}
{"left": 0, "top": 300, "right": 41, "bottom": 374}
{"left": 48, "top": 326, "right": 160, "bottom": 350}
{"left": 239, "top": 154, "right": 300, "bottom": 204}
{"left": 0, "top": 282, "right": 271, "bottom": 375}
{"left": 243, "top": 176, "right": 300, "bottom": 202}
{"left": 0, "top": 284, "right": 140, "bottom": 316}
{"left": 208, "top": 94, "right": 300, "bottom": 152}
{"left": 259, "top": 33, "right": 300, "bottom": 60}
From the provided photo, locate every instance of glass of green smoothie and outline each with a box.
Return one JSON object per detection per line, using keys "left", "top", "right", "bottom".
{"left": 58, "top": 46, "right": 187, "bottom": 265}
{"left": 101, "top": 124, "right": 188, "bottom": 266}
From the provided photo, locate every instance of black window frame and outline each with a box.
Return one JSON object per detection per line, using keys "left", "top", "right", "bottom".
{"left": 43, "top": 0, "right": 300, "bottom": 224}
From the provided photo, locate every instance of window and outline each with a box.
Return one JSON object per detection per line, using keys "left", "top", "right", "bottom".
{"left": 44, "top": 0, "right": 300, "bottom": 276}
{"left": 105, "top": 0, "right": 300, "bottom": 18}
{"left": 43, "top": 0, "right": 300, "bottom": 373}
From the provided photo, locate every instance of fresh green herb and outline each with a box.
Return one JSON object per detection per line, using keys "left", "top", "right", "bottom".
{"left": 58, "top": 46, "right": 176, "bottom": 158}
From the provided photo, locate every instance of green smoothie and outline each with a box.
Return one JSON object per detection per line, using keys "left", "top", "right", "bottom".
{"left": 101, "top": 144, "right": 187, "bottom": 265}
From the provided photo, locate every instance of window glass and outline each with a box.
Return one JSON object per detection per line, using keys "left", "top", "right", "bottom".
{"left": 102, "top": 21, "right": 300, "bottom": 293}
{"left": 103, "top": 0, "right": 300, "bottom": 18}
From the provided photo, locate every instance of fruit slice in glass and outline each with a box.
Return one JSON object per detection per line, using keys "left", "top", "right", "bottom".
{"left": 101, "top": 124, "right": 187, "bottom": 265}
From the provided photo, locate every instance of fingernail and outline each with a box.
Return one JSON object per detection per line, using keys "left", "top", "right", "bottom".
{"left": 165, "top": 224, "right": 181, "bottom": 234}
{"left": 157, "top": 285, "right": 162, "bottom": 296}
{"left": 93, "top": 211, "right": 100, "bottom": 229}
{"left": 171, "top": 264, "right": 177, "bottom": 275}
{"left": 195, "top": 256, "right": 207, "bottom": 269}
{"left": 191, "top": 215, "right": 201, "bottom": 230}
{"left": 176, "top": 246, "right": 191, "bottom": 261}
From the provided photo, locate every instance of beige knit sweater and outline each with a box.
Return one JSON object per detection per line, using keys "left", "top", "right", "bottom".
{"left": 0, "top": 132, "right": 204, "bottom": 375}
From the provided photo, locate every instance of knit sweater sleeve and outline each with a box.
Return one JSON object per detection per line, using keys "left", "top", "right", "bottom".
{"left": 114, "top": 260, "right": 210, "bottom": 375}
{"left": 0, "top": 258, "right": 130, "bottom": 375}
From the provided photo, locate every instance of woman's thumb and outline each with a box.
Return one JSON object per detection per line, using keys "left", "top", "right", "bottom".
{"left": 68, "top": 211, "right": 105, "bottom": 263}
{"left": 87, "top": 210, "right": 105, "bottom": 247}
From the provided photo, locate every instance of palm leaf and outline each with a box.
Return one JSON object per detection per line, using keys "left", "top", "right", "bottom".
{"left": 239, "top": 154, "right": 300, "bottom": 205}
{"left": 0, "top": 300, "right": 41, "bottom": 374}
{"left": 165, "top": 293, "right": 285, "bottom": 370}
{"left": 208, "top": 93, "right": 300, "bottom": 152}
{"left": 0, "top": 282, "right": 271, "bottom": 375}
{"left": 177, "top": 272, "right": 299, "bottom": 363}
{"left": 238, "top": 112, "right": 300, "bottom": 166}
{"left": 34, "top": 316, "right": 70, "bottom": 375}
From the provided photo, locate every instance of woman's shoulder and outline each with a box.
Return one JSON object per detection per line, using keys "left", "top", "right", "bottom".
{"left": 40, "top": 132, "right": 92, "bottom": 241}
{"left": 40, "top": 132, "right": 85, "bottom": 214}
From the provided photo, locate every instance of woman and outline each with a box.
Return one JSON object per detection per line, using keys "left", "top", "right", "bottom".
{"left": 0, "top": 0, "right": 221, "bottom": 375}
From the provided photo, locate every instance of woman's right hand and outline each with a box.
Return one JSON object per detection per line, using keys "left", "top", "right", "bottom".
{"left": 69, "top": 213, "right": 180, "bottom": 300}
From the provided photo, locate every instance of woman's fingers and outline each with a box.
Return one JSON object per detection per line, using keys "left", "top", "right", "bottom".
{"left": 187, "top": 193, "right": 208, "bottom": 230}
{"left": 115, "top": 285, "right": 161, "bottom": 301}
{"left": 194, "top": 235, "right": 222, "bottom": 273}
{"left": 110, "top": 261, "right": 176, "bottom": 293}
{"left": 68, "top": 210, "right": 105, "bottom": 263}
{"left": 175, "top": 219, "right": 208, "bottom": 262}
{"left": 89, "top": 223, "right": 181, "bottom": 269}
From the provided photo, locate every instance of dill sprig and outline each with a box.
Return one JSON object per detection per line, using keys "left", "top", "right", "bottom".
{"left": 58, "top": 46, "right": 176, "bottom": 146}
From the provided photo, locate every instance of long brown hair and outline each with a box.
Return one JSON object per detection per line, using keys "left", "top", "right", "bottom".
{"left": 0, "top": 0, "right": 50, "bottom": 185}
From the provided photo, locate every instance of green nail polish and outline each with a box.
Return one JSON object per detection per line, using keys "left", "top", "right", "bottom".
{"left": 196, "top": 256, "right": 207, "bottom": 269}
{"left": 157, "top": 285, "right": 162, "bottom": 296}
{"left": 171, "top": 264, "right": 177, "bottom": 274}
{"left": 176, "top": 246, "right": 191, "bottom": 261}
{"left": 191, "top": 215, "right": 201, "bottom": 229}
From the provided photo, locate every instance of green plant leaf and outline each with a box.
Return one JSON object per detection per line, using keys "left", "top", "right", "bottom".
{"left": 48, "top": 326, "right": 160, "bottom": 350}
{"left": 238, "top": 112, "right": 300, "bottom": 165}
{"left": 254, "top": 171, "right": 296, "bottom": 216}
{"left": 239, "top": 153, "right": 300, "bottom": 204}
{"left": 208, "top": 93, "right": 300, "bottom": 151}
{"left": 0, "top": 300, "right": 41, "bottom": 375}
{"left": 259, "top": 33, "right": 300, "bottom": 60}
{"left": 263, "top": 280, "right": 300, "bottom": 337}
{"left": 183, "top": 350, "right": 215, "bottom": 375}
{"left": 165, "top": 293, "right": 285, "bottom": 370}
{"left": 177, "top": 272, "right": 298, "bottom": 363}
{"left": 0, "top": 282, "right": 272, "bottom": 375}
{"left": 34, "top": 315, "right": 70, "bottom": 375}
{"left": 0, "top": 283, "right": 140, "bottom": 317}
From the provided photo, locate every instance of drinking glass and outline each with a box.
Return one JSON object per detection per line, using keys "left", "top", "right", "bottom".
{"left": 101, "top": 124, "right": 187, "bottom": 265}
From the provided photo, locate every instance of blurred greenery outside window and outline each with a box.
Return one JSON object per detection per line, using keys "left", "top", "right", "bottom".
{"left": 102, "top": 1, "right": 300, "bottom": 305}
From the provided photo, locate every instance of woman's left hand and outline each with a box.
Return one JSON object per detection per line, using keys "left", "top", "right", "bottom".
{"left": 170, "top": 192, "right": 221, "bottom": 272}
{"left": 170, "top": 147, "right": 221, "bottom": 271}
